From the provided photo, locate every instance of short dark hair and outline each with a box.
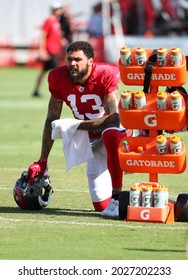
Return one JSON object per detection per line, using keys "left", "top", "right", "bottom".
{"left": 67, "top": 41, "right": 94, "bottom": 59}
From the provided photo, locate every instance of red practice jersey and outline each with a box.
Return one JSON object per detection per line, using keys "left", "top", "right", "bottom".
{"left": 48, "top": 63, "right": 120, "bottom": 137}
{"left": 42, "top": 17, "right": 62, "bottom": 54}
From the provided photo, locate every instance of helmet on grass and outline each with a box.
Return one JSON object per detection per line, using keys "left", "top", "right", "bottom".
{"left": 13, "top": 171, "right": 53, "bottom": 210}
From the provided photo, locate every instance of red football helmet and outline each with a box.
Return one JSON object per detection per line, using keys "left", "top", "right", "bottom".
{"left": 13, "top": 171, "right": 53, "bottom": 210}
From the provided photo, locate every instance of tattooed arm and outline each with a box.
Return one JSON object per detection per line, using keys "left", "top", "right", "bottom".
{"left": 78, "top": 89, "right": 120, "bottom": 132}
{"left": 40, "top": 96, "right": 63, "bottom": 160}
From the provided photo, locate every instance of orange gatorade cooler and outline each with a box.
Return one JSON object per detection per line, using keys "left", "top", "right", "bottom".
{"left": 135, "top": 46, "right": 146, "bottom": 66}
{"left": 120, "top": 46, "right": 132, "bottom": 66}
{"left": 134, "top": 91, "right": 146, "bottom": 109}
{"left": 170, "top": 47, "right": 182, "bottom": 66}
{"left": 156, "top": 91, "right": 168, "bottom": 110}
{"left": 129, "top": 184, "right": 142, "bottom": 207}
{"left": 120, "top": 90, "right": 132, "bottom": 109}
{"left": 141, "top": 185, "right": 153, "bottom": 207}
{"left": 156, "top": 135, "right": 168, "bottom": 154}
{"left": 170, "top": 91, "right": 182, "bottom": 110}
{"left": 170, "top": 135, "right": 182, "bottom": 154}
{"left": 157, "top": 47, "right": 168, "bottom": 66}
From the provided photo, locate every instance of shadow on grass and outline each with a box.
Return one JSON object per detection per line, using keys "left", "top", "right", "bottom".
{"left": 124, "top": 248, "right": 186, "bottom": 253}
{"left": 0, "top": 206, "right": 100, "bottom": 218}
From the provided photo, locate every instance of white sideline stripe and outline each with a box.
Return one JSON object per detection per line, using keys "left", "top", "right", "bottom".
{"left": 0, "top": 102, "right": 47, "bottom": 109}
{"left": 0, "top": 187, "right": 179, "bottom": 197}
{"left": 0, "top": 216, "right": 187, "bottom": 230}
{"left": 0, "top": 187, "right": 89, "bottom": 193}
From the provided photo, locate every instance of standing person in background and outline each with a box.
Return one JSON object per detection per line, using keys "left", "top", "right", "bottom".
{"left": 119, "top": 0, "right": 155, "bottom": 36}
{"left": 32, "top": 1, "right": 67, "bottom": 97}
{"left": 86, "top": 2, "right": 104, "bottom": 62}
{"left": 59, "top": 5, "right": 76, "bottom": 44}
{"left": 59, "top": 5, "right": 76, "bottom": 64}
{"left": 151, "top": 0, "right": 180, "bottom": 35}
{"left": 87, "top": 3, "right": 103, "bottom": 38}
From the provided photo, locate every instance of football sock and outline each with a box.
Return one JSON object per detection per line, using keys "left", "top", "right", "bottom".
{"left": 112, "top": 191, "right": 120, "bottom": 201}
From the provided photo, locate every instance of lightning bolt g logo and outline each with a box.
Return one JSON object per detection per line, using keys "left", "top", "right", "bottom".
{"left": 140, "top": 209, "right": 150, "bottom": 220}
{"left": 144, "top": 114, "right": 157, "bottom": 127}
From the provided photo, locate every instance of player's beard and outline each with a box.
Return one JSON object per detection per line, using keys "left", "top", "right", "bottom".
{"left": 68, "top": 64, "right": 89, "bottom": 83}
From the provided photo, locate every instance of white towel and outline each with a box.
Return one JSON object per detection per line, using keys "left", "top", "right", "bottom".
{"left": 51, "top": 118, "right": 94, "bottom": 171}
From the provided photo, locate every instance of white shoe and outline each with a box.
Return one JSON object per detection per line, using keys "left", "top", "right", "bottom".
{"left": 101, "top": 198, "right": 119, "bottom": 218}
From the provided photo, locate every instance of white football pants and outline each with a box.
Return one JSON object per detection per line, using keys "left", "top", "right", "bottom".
{"left": 86, "top": 143, "right": 112, "bottom": 207}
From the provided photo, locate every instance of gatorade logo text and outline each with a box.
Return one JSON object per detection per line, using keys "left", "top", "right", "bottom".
{"left": 126, "top": 159, "right": 175, "bottom": 168}
{"left": 140, "top": 209, "right": 150, "bottom": 220}
{"left": 127, "top": 73, "right": 176, "bottom": 81}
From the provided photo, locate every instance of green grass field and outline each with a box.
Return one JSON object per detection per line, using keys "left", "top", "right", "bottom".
{"left": 0, "top": 66, "right": 187, "bottom": 260}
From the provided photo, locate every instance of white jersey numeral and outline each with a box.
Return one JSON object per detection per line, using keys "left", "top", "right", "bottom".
{"left": 67, "top": 94, "right": 105, "bottom": 120}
